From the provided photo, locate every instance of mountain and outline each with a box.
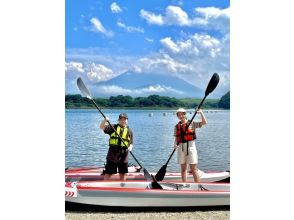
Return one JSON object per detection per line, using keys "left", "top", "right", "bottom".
{"left": 92, "top": 72, "right": 205, "bottom": 98}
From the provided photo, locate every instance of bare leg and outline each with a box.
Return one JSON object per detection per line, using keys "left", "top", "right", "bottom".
{"left": 181, "top": 164, "right": 187, "bottom": 182}
{"left": 189, "top": 164, "right": 200, "bottom": 182}
{"left": 104, "top": 174, "right": 112, "bottom": 181}
{"left": 119, "top": 173, "right": 126, "bottom": 181}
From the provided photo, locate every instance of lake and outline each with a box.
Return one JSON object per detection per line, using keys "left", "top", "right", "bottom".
{"left": 65, "top": 109, "right": 230, "bottom": 172}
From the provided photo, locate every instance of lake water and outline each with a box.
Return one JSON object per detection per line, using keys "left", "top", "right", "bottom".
{"left": 65, "top": 109, "right": 230, "bottom": 172}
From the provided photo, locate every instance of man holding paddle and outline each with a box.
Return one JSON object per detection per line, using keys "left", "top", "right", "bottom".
{"left": 174, "top": 108, "right": 207, "bottom": 182}
{"left": 77, "top": 77, "right": 163, "bottom": 188}
{"left": 99, "top": 113, "right": 134, "bottom": 181}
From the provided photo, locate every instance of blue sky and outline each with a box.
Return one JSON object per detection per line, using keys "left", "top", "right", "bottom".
{"left": 65, "top": 0, "right": 230, "bottom": 96}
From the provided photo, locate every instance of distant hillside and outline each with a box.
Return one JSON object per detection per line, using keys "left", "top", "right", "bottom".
{"left": 218, "top": 91, "right": 230, "bottom": 109}
{"left": 65, "top": 94, "right": 221, "bottom": 109}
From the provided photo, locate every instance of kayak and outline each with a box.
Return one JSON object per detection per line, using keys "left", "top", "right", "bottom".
{"left": 65, "top": 165, "right": 141, "bottom": 174}
{"left": 65, "top": 166, "right": 230, "bottom": 183}
{"left": 65, "top": 181, "right": 230, "bottom": 207}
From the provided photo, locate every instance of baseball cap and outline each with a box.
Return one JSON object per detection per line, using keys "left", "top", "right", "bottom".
{"left": 118, "top": 113, "right": 128, "bottom": 119}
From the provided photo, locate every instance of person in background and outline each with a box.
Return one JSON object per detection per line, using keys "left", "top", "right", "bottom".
{"left": 99, "top": 113, "right": 133, "bottom": 181}
{"left": 174, "top": 108, "right": 207, "bottom": 182}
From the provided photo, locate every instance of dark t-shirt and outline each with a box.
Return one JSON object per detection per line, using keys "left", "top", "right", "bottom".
{"left": 104, "top": 124, "right": 133, "bottom": 163}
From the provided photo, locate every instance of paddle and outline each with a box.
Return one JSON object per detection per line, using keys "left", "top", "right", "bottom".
{"left": 155, "top": 73, "right": 220, "bottom": 181}
{"left": 76, "top": 77, "right": 163, "bottom": 189}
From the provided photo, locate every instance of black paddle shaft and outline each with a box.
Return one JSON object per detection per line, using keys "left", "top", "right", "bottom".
{"left": 90, "top": 99, "right": 143, "bottom": 168}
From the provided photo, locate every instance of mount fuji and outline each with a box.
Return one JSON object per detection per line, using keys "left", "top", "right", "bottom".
{"left": 91, "top": 72, "right": 211, "bottom": 98}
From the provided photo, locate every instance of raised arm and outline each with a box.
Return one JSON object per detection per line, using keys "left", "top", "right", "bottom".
{"left": 196, "top": 109, "right": 207, "bottom": 126}
{"left": 99, "top": 117, "right": 109, "bottom": 130}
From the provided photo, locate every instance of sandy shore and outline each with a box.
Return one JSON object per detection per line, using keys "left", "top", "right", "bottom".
{"left": 65, "top": 203, "right": 230, "bottom": 220}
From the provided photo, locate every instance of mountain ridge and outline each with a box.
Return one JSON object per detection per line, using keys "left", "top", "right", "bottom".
{"left": 92, "top": 71, "right": 208, "bottom": 98}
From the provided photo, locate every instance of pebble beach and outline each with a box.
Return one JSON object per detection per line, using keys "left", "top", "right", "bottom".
{"left": 65, "top": 203, "right": 230, "bottom": 220}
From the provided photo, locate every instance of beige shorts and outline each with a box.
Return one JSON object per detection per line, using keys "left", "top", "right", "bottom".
{"left": 177, "top": 140, "right": 198, "bottom": 164}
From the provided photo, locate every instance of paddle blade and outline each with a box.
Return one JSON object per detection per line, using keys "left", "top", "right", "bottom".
{"left": 142, "top": 168, "right": 153, "bottom": 181}
{"left": 154, "top": 165, "right": 167, "bottom": 181}
{"left": 77, "top": 77, "right": 92, "bottom": 99}
{"left": 151, "top": 174, "right": 163, "bottom": 189}
{"left": 143, "top": 169, "right": 163, "bottom": 189}
{"left": 205, "top": 73, "right": 220, "bottom": 96}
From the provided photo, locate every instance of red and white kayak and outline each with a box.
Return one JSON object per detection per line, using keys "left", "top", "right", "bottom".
{"left": 65, "top": 166, "right": 230, "bottom": 183}
{"left": 65, "top": 180, "right": 230, "bottom": 207}
{"left": 65, "top": 165, "right": 141, "bottom": 174}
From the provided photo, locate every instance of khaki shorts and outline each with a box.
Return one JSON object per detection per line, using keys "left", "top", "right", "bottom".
{"left": 177, "top": 140, "right": 198, "bottom": 164}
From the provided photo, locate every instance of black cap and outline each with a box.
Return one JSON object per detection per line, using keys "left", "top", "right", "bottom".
{"left": 119, "top": 113, "right": 128, "bottom": 119}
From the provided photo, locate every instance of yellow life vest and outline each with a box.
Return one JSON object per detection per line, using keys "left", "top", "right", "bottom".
{"left": 109, "top": 125, "right": 130, "bottom": 148}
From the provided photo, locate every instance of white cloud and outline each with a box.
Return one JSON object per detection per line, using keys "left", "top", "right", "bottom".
{"left": 145, "top": 38, "right": 154, "bottom": 43}
{"left": 86, "top": 63, "right": 115, "bottom": 82}
{"left": 165, "top": 6, "right": 189, "bottom": 26}
{"left": 160, "top": 34, "right": 221, "bottom": 58}
{"left": 160, "top": 37, "right": 181, "bottom": 53}
{"left": 90, "top": 17, "right": 114, "bottom": 37}
{"left": 66, "top": 48, "right": 138, "bottom": 74}
{"left": 132, "top": 53, "right": 192, "bottom": 75}
{"left": 110, "top": 2, "right": 122, "bottom": 13}
{"left": 161, "top": 37, "right": 200, "bottom": 56}
{"left": 65, "top": 62, "right": 115, "bottom": 83}
{"left": 171, "top": 0, "right": 184, "bottom": 6}
{"left": 140, "top": 6, "right": 230, "bottom": 33}
{"left": 140, "top": 85, "right": 183, "bottom": 94}
{"left": 117, "top": 21, "right": 144, "bottom": 33}
{"left": 96, "top": 85, "right": 184, "bottom": 95}
{"left": 65, "top": 62, "right": 84, "bottom": 73}
{"left": 65, "top": 62, "right": 86, "bottom": 94}
{"left": 140, "top": 9, "right": 164, "bottom": 25}
{"left": 191, "top": 7, "right": 230, "bottom": 32}
{"left": 195, "top": 7, "right": 230, "bottom": 19}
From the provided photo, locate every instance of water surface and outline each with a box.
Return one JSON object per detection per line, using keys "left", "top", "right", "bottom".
{"left": 65, "top": 109, "right": 230, "bottom": 172}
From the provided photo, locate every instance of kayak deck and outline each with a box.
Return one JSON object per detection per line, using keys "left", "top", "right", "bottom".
{"left": 65, "top": 167, "right": 230, "bottom": 183}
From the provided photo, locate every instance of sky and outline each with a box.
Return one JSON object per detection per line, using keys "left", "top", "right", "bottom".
{"left": 65, "top": 0, "right": 230, "bottom": 96}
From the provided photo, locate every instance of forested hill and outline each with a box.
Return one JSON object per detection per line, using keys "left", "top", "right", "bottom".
{"left": 65, "top": 93, "right": 230, "bottom": 109}
{"left": 218, "top": 91, "right": 230, "bottom": 109}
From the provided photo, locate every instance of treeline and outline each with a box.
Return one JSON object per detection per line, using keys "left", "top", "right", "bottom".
{"left": 65, "top": 93, "right": 230, "bottom": 109}
{"left": 218, "top": 91, "right": 230, "bottom": 109}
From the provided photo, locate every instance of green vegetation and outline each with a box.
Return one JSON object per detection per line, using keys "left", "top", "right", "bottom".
{"left": 180, "top": 98, "right": 219, "bottom": 109}
{"left": 65, "top": 94, "right": 229, "bottom": 109}
{"left": 218, "top": 91, "right": 230, "bottom": 109}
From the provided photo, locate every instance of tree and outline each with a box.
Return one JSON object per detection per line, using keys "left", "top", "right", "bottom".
{"left": 109, "top": 95, "right": 133, "bottom": 107}
{"left": 218, "top": 91, "right": 230, "bottom": 109}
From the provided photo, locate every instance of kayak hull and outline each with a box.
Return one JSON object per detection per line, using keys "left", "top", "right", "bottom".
{"left": 65, "top": 181, "right": 230, "bottom": 207}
